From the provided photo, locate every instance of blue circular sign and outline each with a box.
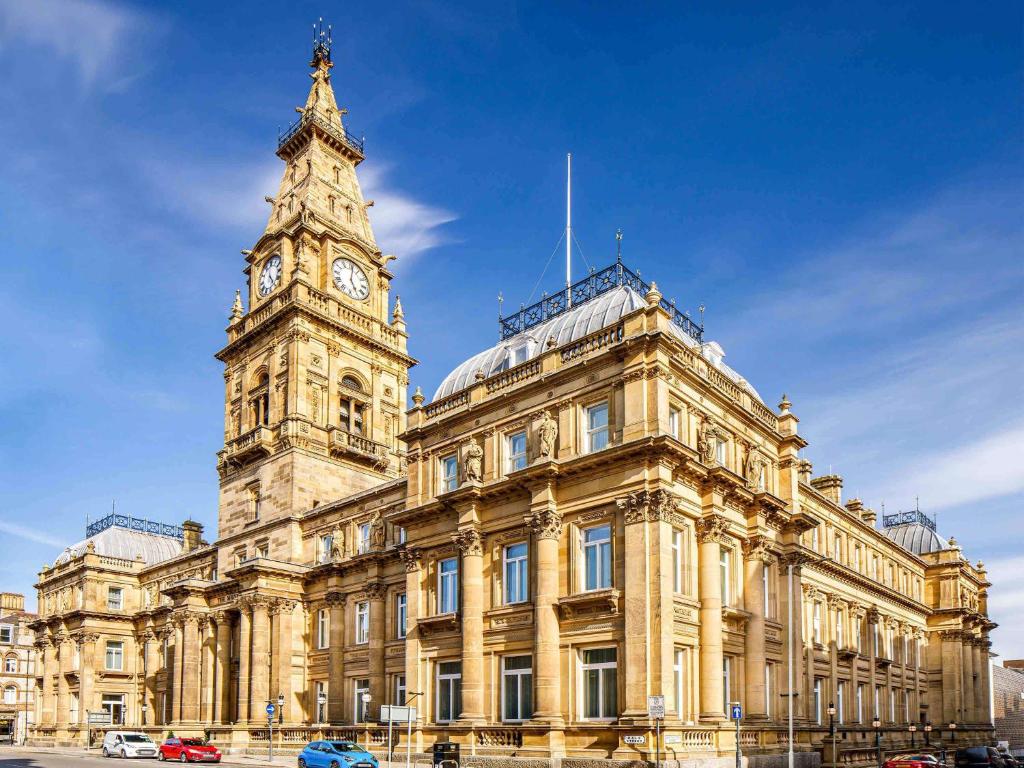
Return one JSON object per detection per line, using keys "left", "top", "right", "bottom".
{"left": 266, "top": 703, "right": 276, "bottom": 716}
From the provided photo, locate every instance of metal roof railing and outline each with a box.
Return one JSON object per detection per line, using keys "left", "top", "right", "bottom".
{"left": 85, "top": 514, "right": 185, "bottom": 541}
{"left": 882, "top": 510, "right": 936, "bottom": 531}
{"left": 278, "top": 108, "right": 364, "bottom": 155}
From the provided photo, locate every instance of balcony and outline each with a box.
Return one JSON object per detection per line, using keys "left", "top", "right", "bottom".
{"left": 223, "top": 425, "right": 274, "bottom": 465}
{"left": 329, "top": 429, "right": 391, "bottom": 471}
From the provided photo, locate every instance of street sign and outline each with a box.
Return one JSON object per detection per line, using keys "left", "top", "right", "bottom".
{"left": 266, "top": 703, "right": 276, "bottom": 717}
{"left": 647, "top": 695, "right": 665, "bottom": 720}
{"left": 624, "top": 735, "right": 645, "bottom": 745}
{"left": 88, "top": 711, "right": 112, "bottom": 725}
{"left": 381, "top": 705, "right": 417, "bottom": 723}
{"left": 731, "top": 703, "right": 742, "bottom": 720}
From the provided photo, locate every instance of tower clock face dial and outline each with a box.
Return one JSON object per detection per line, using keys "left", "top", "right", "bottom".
{"left": 332, "top": 257, "right": 370, "bottom": 300}
{"left": 258, "top": 255, "right": 282, "bottom": 297}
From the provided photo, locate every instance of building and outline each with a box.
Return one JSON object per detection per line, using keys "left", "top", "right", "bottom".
{"left": 0, "top": 593, "right": 38, "bottom": 743}
{"left": 29, "top": 30, "right": 996, "bottom": 766}
{"left": 993, "top": 662, "right": 1024, "bottom": 756}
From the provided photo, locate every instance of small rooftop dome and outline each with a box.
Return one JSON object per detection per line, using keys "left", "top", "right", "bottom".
{"left": 882, "top": 509, "right": 949, "bottom": 556}
{"left": 54, "top": 515, "right": 185, "bottom": 567}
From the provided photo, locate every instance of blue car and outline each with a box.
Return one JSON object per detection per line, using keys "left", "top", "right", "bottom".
{"left": 298, "top": 741, "right": 379, "bottom": 768}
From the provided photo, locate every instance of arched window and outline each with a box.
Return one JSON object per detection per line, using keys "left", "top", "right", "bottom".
{"left": 249, "top": 371, "right": 271, "bottom": 427}
{"left": 3, "top": 685, "right": 16, "bottom": 705}
{"left": 3, "top": 655, "right": 16, "bottom": 673}
{"left": 339, "top": 375, "right": 367, "bottom": 435}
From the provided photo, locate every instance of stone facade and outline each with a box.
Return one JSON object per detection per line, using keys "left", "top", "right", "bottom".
{"left": 993, "top": 663, "right": 1024, "bottom": 755}
{"left": 28, "top": 33, "right": 996, "bottom": 767}
{"left": 0, "top": 593, "right": 38, "bottom": 743}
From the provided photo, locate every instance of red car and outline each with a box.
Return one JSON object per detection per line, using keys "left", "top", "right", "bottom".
{"left": 883, "top": 755, "right": 941, "bottom": 768}
{"left": 158, "top": 738, "right": 222, "bottom": 763}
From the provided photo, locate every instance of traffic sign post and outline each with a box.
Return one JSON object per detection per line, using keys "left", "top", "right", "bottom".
{"left": 266, "top": 703, "right": 276, "bottom": 763}
{"left": 731, "top": 703, "right": 743, "bottom": 768}
{"left": 649, "top": 695, "right": 665, "bottom": 768}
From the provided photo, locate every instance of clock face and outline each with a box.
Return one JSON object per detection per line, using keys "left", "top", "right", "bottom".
{"left": 332, "top": 257, "right": 370, "bottom": 300}
{"left": 258, "top": 255, "right": 282, "bottom": 297}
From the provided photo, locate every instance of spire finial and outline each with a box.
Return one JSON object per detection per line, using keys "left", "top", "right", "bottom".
{"left": 392, "top": 294, "right": 404, "bottom": 321}
{"left": 615, "top": 228, "right": 623, "bottom": 262}
{"left": 230, "top": 289, "right": 244, "bottom": 322}
{"left": 311, "top": 17, "right": 333, "bottom": 67}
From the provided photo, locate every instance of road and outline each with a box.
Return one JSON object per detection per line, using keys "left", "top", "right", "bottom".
{"left": 0, "top": 749, "right": 289, "bottom": 768}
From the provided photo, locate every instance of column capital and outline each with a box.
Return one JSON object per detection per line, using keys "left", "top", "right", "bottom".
{"left": 528, "top": 509, "right": 562, "bottom": 540}
{"left": 452, "top": 526, "right": 483, "bottom": 556}
{"left": 324, "top": 590, "right": 347, "bottom": 608}
{"left": 616, "top": 488, "right": 680, "bottom": 523}
{"left": 742, "top": 535, "right": 775, "bottom": 563}
{"left": 74, "top": 632, "right": 100, "bottom": 647}
{"left": 396, "top": 544, "right": 423, "bottom": 572}
{"left": 696, "top": 513, "right": 730, "bottom": 544}
{"left": 363, "top": 582, "right": 388, "bottom": 602}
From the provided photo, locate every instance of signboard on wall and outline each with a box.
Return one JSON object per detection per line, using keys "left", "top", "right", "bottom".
{"left": 87, "top": 711, "right": 112, "bottom": 725}
{"left": 623, "top": 735, "right": 645, "bottom": 745}
{"left": 380, "top": 705, "right": 416, "bottom": 722}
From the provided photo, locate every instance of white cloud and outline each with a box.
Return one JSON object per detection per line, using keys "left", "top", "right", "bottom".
{"left": 0, "top": 521, "right": 63, "bottom": 548}
{"left": 359, "top": 163, "right": 456, "bottom": 261}
{"left": 980, "top": 555, "right": 1024, "bottom": 657}
{"left": 870, "top": 422, "right": 1024, "bottom": 512}
{"left": 0, "top": 0, "right": 148, "bottom": 89}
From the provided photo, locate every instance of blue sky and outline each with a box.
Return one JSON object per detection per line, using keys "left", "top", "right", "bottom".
{"left": 0, "top": 1, "right": 1021, "bottom": 654}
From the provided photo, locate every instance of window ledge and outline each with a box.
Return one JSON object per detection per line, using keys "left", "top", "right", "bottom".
{"left": 415, "top": 612, "right": 459, "bottom": 636}
{"left": 485, "top": 604, "right": 534, "bottom": 632}
{"left": 559, "top": 588, "right": 620, "bottom": 619}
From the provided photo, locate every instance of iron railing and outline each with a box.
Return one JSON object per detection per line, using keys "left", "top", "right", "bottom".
{"left": 278, "top": 108, "right": 364, "bottom": 155}
{"left": 882, "top": 510, "right": 936, "bottom": 531}
{"left": 499, "top": 259, "right": 704, "bottom": 342}
{"left": 85, "top": 514, "right": 184, "bottom": 541}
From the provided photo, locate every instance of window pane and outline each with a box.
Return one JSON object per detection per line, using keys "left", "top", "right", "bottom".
{"left": 602, "top": 668, "right": 617, "bottom": 717}
{"left": 504, "top": 655, "right": 531, "bottom": 671}
{"left": 585, "top": 669, "right": 600, "bottom": 718}
{"left": 583, "top": 648, "right": 616, "bottom": 665}
{"left": 600, "top": 541, "right": 611, "bottom": 588}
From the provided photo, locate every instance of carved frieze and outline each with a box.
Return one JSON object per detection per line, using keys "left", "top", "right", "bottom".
{"left": 528, "top": 509, "right": 563, "bottom": 540}
{"left": 452, "top": 527, "right": 483, "bottom": 557}
{"left": 616, "top": 489, "right": 680, "bottom": 524}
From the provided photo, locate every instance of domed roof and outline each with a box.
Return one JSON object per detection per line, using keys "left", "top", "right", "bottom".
{"left": 54, "top": 526, "right": 183, "bottom": 567}
{"left": 883, "top": 512, "right": 949, "bottom": 556}
{"left": 432, "top": 285, "right": 762, "bottom": 402}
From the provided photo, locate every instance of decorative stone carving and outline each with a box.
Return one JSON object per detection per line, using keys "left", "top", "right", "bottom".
{"left": 743, "top": 445, "right": 767, "bottom": 490}
{"left": 364, "top": 582, "right": 388, "bottom": 601}
{"left": 330, "top": 524, "right": 345, "bottom": 561}
{"left": 528, "top": 509, "right": 563, "bottom": 540}
{"left": 742, "top": 535, "right": 774, "bottom": 563}
{"left": 369, "top": 509, "right": 386, "bottom": 550}
{"left": 616, "top": 489, "right": 680, "bottom": 523}
{"left": 396, "top": 545, "right": 422, "bottom": 572}
{"left": 452, "top": 527, "right": 483, "bottom": 557}
{"left": 324, "top": 591, "right": 346, "bottom": 608}
{"left": 537, "top": 410, "right": 558, "bottom": 459}
{"left": 463, "top": 440, "right": 483, "bottom": 483}
{"left": 696, "top": 417, "right": 722, "bottom": 465}
{"left": 695, "top": 513, "right": 730, "bottom": 544}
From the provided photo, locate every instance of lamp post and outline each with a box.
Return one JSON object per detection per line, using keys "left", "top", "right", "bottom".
{"left": 909, "top": 724, "right": 917, "bottom": 749}
{"left": 361, "top": 693, "right": 372, "bottom": 749}
{"left": 924, "top": 722, "right": 932, "bottom": 750}
{"left": 873, "top": 715, "right": 882, "bottom": 768}
{"left": 317, "top": 691, "right": 327, "bottom": 726}
{"left": 828, "top": 702, "right": 837, "bottom": 768}
{"left": 788, "top": 554, "right": 831, "bottom": 768}
{"left": 277, "top": 694, "right": 285, "bottom": 725}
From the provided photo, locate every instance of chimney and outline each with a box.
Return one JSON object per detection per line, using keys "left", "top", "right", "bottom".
{"left": 0, "top": 592, "right": 25, "bottom": 612}
{"left": 810, "top": 474, "right": 843, "bottom": 505}
{"left": 798, "top": 459, "right": 813, "bottom": 485}
{"left": 182, "top": 520, "right": 204, "bottom": 552}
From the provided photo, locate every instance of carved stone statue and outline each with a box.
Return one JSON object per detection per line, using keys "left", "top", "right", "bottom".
{"left": 369, "top": 510, "right": 386, "bottom": 550}
{"left": 537, "top": 411, "right": 558, "bottom": 459}
{"left": 464, "top": 441, "right": 484, "bottom": 483}
{"left": 330, "top": 524, "right": 345, "bottom": 561}
{"left": 697, "top": 418, "right": 718, "bottom": 464}
{"left": 744, "top": 445, "right": 766, "bottom": 489}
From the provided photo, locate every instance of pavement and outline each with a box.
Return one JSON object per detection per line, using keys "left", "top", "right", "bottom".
{"left": 0, "top": 747, "right": 424, "bottom": 768}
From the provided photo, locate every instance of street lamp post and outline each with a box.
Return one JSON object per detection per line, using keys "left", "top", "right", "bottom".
{"left": 909, "top": 725, "right": 917, "bottom": 750}
{"left": 788, "top": 554, "right": 831, "bottom": 768}
{"left": 924, "top": 723, "right": 932, "bottom": 751}
{"left": 828, "top": 702, "right": 837, "bottom": 768}
{"left": 873, "top": 716, "right": 883, "bottom": 768}
{"left": 278, "top": 694, "right": 285, "bottom": 725}
{"left": 361, "top": 693, "right": 372, "bottom": 749}
{"left": 317, "top": 691, "right": 327, "bottom": 726}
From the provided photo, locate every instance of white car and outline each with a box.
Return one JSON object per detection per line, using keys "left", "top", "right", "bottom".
{"left": 102, "top": 731, "right": 158, "bottom": 758}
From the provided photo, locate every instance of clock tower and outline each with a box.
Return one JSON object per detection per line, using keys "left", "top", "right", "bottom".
{"left": 214, "top": 30, "right": 415, "bottom": 544}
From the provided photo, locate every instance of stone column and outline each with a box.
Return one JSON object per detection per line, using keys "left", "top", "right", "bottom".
{"left": 367, "top": 585, "right": 388, "bottom": 713}
{"left": 399, "top": 546, "right": 424, "bottom": 752}
{"left": 973, "top": 640, "right": 987, "bottom": 723}
{"left": 201, "top": 618, "right": 216, "bottom": 723}
{"left": 939, "top": 631, "right": 961, "bottom": 724}
{"left": 144, "top": 632, "right": 160, "bottom": 726}
{"left": 180, "top": 614, "right": 201, "bottom": 722}
{"left": 781, "top": 556, "right": 807, "bottom": 723}
{"left": 250, "top": 599, "right": 271, "bottom": 719}
{"left": 743, "top": 538, "right": 770, "bottom": 720}
{"left": 697, "top": 514, "right": 728, "bottom": 721}
{"left": 214, "top": 614, "right": 232, "bottom": 724}
{"left": 237, "top": 602, "right": 252, "bottom": 724}
{"left": 529, "top": 510, "right": 564, "bottom": 726}
{"left": 867, "top": 611, "right": 879, "bottom": 720}
{"left": 621, "top": 497, "right": 651, "bottom": 720}
{"left": 77, "top": 633, "right": 98, "bottom": 726}
{"left": 274, "top": 600, "right": 297, "bottom": 724}
{"left": 961, "top": 636, "right": 975, "bottom": 723}
{"left": 55, "top": 633, "right": 69, "bottom": 728}
{"left": 36, "top": 640, "right": 53, "bottom": 727}
{"left": 171, "top": 618, "right": 185, "bottom": 723}
{"left": 327, "top": 593, "right": 346, "bottom": 723}
{"left": 981, "top": 639, "right": 993, "bottom": 724}
{"left": 454, "top": 527, "right": 485, "bottom": 724}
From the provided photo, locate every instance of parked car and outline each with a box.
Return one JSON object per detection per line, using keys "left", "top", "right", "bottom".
{"left": 298, "top": 741, "right": 379, "bottom": 768}
{"left": 101, "top": 731, "right": 159, "bottom": 759}
{"left": 158, "top": 737, "right": 222, "bottom": 763}
{"left": 956, "top": 747, "right": 1009, "bottom": 768}
{"left": 884, "top": 754, "right": 942, "bottom": 768}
